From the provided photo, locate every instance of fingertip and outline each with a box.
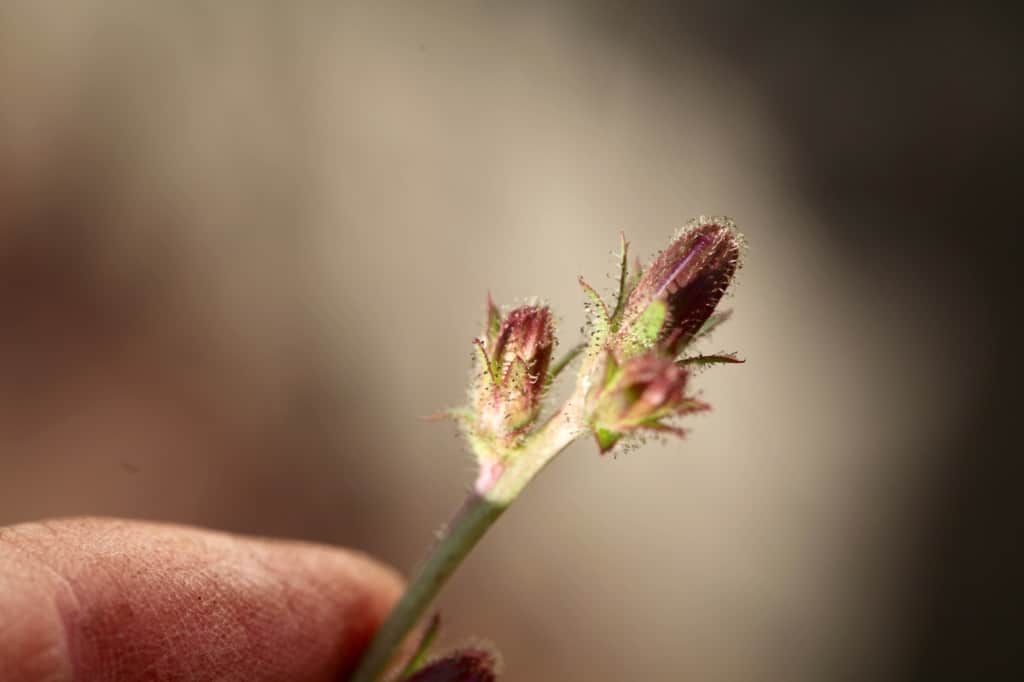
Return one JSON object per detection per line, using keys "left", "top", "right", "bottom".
{"left": 246, "top": 536, "right": 406, "bottom": 670}
{"left": 0, "top": 518, "right": 404, "bottom": 681}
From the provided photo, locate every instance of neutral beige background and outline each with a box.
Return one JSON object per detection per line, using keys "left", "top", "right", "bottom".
{"left": 0, "top": 3, "right": 977, "bottom": 681}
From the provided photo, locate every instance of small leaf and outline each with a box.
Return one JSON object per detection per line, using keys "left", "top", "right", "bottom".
{"left": 628, "top": 257, "right": 643, "bottom": 290}
{"left": 679, "top": 353, "right": 744, "bottom": 367}
{"left": 473, "top": 339, "right": 499, "bottom": 386}
{"left": 693, "top": 309, "right": 732, "bottom": 341}
{"left": 485, "top": 294, "right": 502, "bottom": 347}
{"left": 594, "top": 427, "right": 622, "bottom": 453}
{"left": 609, "top": 232, "right": 631, "bottom": 327}
{"left": 638, "top": 420, "right": 686, "bottom": 438}
{"left": 578, "top": 275, "right": 609, "bottom": 343}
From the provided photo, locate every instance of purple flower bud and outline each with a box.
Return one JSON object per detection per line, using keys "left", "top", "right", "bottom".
{"left": 492, "top": 306, "right": 553, "bottom": 377}
{"left": 405, "top": 648, "right": 499, "bottom": 682}
{"left": 587, "top": 351, "right": 709, "bottom": 452}
{"left": 474, "top": 304, "right": 555, "bottom": 438}
{"left": 616, "top": 219, "right": 741, "bottom": 356}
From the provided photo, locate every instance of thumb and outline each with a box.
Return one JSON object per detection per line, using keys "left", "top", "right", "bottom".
{"left": 0, "top": 517, "right": 402, "bottom": 681}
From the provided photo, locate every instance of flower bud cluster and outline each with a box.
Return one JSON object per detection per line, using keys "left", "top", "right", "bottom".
{"left": 451, "top": 216, "right": 742, "bottom": 482}
{"left": 583, "top": 218, "right": 743, "bottom": 452}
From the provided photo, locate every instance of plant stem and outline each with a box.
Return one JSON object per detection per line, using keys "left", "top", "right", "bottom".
{"left": 347, "top": 493, "right": 506, "bottom": 682}
{"left": 548, "top": 342, "right": 585, "bottom": 382}
{"left": 349, "top": 387, "right": 587, "bottom": 682}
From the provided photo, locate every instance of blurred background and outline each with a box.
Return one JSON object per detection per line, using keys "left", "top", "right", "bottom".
{"left": 1, "top": 2, "right": 1018, "bottom": 680}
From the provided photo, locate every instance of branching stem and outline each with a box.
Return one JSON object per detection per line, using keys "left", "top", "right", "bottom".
{"left": 548, "top": 342, "right": 585, "bottom": 384}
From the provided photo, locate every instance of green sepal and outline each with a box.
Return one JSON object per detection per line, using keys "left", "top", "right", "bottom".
{"left": 626, "top": 257, "right": 643, "bottom": 294}
{"left": 693, "top": 309, "right": 732, "bottom": 342}
{"left": 637, "top": 420, "right": 686, "bottom": 439}
{"left": 473, "top": 339, "right": 499, "bottom": 386}
{"left": 624, "top": 299, "right": 666, "bottom": 354}
{"left": 502, "top": 355, "right": 529, "bottom": 400}
{"left": 679, "top": 353, "right": 744, "bottom": 367}
{"left": 600, "top": 349, "right": 622, "bottom": 389}
{"left": 609, "top": 232, "right": 632, "bottom": 329}
{"left": 485, "top": 294, "right": 502, "bottom": 347}
{"left": 594, "top": 427, "right": 622, "bottom": 453}
{"left": 578, "top": 276, "right": 610, "bottom": 346}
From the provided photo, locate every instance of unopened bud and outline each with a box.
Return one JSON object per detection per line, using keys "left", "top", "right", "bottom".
{"left": 615, "top": 218, "right": 741, "bottom": 356}
{"left": 473, "top": 304, "right": 554, "bottom": 439}
{"left": 587, "top": 351, "right": 708, "bottom": 452}
{"left": 406, "top": 647, "right": 499, "bottom": 682}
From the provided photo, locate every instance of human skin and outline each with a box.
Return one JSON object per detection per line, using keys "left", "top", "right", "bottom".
{"left": 0, "top": 518, "right": 403, "bottom": 681}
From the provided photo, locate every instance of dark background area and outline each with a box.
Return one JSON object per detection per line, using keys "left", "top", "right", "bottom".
{"left": 649, "top": 4, "right": 1021, "bottom": 678}
{"left": 660, "top": 4, "right": 1021, "bottom": 678}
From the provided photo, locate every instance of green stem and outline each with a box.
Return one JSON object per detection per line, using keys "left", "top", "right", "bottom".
{"left": 349, "top": 364, "right": 591, "bottom": 682}
{"left": 347, "top": 494, "right": 506, "bottom": 682}
{"left": 548, "top": 343, "right": 585, "bottom": 383}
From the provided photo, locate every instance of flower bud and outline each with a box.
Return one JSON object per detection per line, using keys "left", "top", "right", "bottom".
{"left": 406, "top": 647, "right": 499, "bottom": 682}
{"left": 615, "top": 218, "right": 741, "bottom": 356}
{"left": 473, "top": 304, "right": 554, "bottom": 439}
{"left": 587, "top": 351, "right": 708, "bottom": 452}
